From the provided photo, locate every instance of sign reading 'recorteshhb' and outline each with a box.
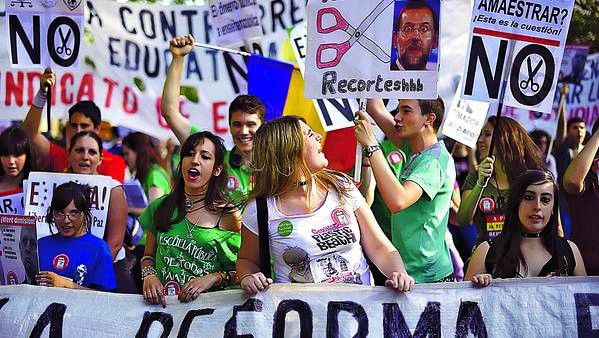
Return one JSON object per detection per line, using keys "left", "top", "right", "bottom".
{"left": 305, "top": 0, "right": 440, "bottom": 99}
{"left": 461, "top": 0, "right": 575, "bottom": 114}
{"left": 5, "top": 0, "right": 84, "bottom": 68}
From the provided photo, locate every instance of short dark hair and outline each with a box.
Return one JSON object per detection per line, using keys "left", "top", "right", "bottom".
{"left": 592, "top": 119, "right": 599, "bottom": 134}
{"left": 228, "top": 95, "right": 266, "bottom": 123}
{"left": 529, "top": 129, "right": 550, "bottom": 143}
{"left": 418, "top": 97, "right": 444, "bottom": 131}
{"left": 68, "top": 131, "right": 103, "bottom": 155}
{"left": 46, "top": 182, "right": 93, "bottom": 235}
{"left": 68, "top": 101, "right": 102, "bottom": 128}
{"left": 396, "top": 1, "right": 438, "bottom": 34}
{"left": 567, "top": 116, "right": 585, "bottom": 129}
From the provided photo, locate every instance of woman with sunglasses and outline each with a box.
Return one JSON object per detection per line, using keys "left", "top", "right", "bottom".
{"left": 36, "top": 182, "right": 116, "bottom": 291}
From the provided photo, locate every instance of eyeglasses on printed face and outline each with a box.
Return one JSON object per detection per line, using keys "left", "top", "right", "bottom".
{"left": 52, "top": 210, "right": 84, "bottom": 221}
{"left": 400, "top": 25, "right": 433, "bottom": 38}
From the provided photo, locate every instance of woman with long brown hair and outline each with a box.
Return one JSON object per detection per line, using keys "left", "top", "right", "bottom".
{"left": 457, "top": 116, "right": 546, "bottom": 248}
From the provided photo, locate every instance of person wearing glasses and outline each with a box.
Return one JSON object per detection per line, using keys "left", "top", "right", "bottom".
{"left": 36, "top": 182, "right": 117, "bottom": 291}
{"left": 390, "top": 1, "right": 439, "bottom": 71}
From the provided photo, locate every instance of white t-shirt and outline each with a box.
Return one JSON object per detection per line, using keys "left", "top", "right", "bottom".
{"left": 242, "top": 184, "right": 372, "bottom": 285}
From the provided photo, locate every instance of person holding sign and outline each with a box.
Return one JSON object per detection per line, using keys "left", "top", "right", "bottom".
{"left": 139, "top": 131, "right": 241, "bottom": 306}
{"left": 237, "top": 116, "right": 414, "bottom": 292}
{"left": 22, "top": 68, "right": 127, "bottom": 183}
{"left": 67, "top": 131, "right": 134, "bottom": 293}
{"left": 465, "top": 170, "right": 586, "bottom": 287}
{"left": 161, "top": 35, "right": 264, "bottom": 205}
{"left": 0, "top": 128, "right": 39, "bottom": 195}
{"left": 36, "top": 182, "right": 117, "bottom": 291}
{"left": 457, "top": 117, "right": 546, "bottom": 248}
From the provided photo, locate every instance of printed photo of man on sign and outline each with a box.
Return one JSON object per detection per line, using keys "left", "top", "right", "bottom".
{"left": 390, "top": 0, "right": 440, "bottom": 71}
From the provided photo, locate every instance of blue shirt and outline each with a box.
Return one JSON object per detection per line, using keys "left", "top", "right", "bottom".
{"left": 38, "top": 233, "right": 117, "bottom": 291}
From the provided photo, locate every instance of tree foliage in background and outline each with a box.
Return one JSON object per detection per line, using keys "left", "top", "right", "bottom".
{"left": 569, "top": 0, "right": 599, "bottom": 52}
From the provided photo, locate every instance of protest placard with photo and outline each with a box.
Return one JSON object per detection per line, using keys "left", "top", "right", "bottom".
{"left": 0, "top": 214, "right": 37, "bottom": 285}
{"left": 461, "top": 0, "right": 575, "bottom": 114}
{"left": 209, "top": 0, "right": 262, "bottom": 47}
{"left": 558, "top": 44, "right": 590, "bottom": 84}
{"left": 23, "top": 172, "right": 114, "bottom": 240}
{"left": 305, "top": 0, "right": 440, "bottom": 99}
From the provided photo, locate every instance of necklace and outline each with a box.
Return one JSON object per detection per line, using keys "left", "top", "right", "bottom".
{"left": 521, "top": 231, "right": 543, "bottom": 238}
{"left": 185, "top": 194, "right": 205, "bottom": 211}
{"left": 185, "top": 218, "right": 198, "bottom": 239}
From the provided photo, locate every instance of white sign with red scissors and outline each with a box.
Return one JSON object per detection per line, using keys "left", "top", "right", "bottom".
{"left": 305, "top": 0, "right": 440, "bottom": 99}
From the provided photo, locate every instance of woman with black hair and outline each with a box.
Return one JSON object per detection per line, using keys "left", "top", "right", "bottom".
{"left": 0, "top": 127, "right": 39, "bottom": 194}
{"left": 465, "top": 170, "right": 586, "bottom": 287}
{"left": 139, "top": 131, "right": 241, "bottom": 306}
{"left": 36, "top": 182, "right": 116, "bottom": 291}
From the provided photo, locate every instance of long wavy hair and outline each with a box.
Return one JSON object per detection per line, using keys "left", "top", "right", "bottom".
{"left": 154, "top": 131, "right": 232, "bottom": 232}
{"left": 45, "top": 182, "right": 94, "bottom": 236}
{"left": 249, "top": 116, "right": 351, "bottom": 205}
{"left": 122, "top": 132, "right": 168, "bottom": 187}
{"left": 0, "top": 127, "right": 40, "bottom": 183}
{"left": 487, "top": 170, "right": 568, "bottom": 277}
{"left": 486, "top": 116, "right": 546, "bottom": 185}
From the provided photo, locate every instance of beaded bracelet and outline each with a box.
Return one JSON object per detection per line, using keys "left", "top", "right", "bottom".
{"left": 141, "top": 266, "right": 157, "bottom": 280}
{"left": 217, "top": 271, "right": 232, "bottom": 287}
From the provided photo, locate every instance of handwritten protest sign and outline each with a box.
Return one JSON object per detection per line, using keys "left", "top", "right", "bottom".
{"left": 305, "top": 0, "right": 440, "bottom": 99}
{"left": 441, "top": 84, "right": 490, "bottom": 148}
{"left": 461, "top": 0, "right": 575, "bottom": 114}
{"left": 5, "top": 0, "right": 84, "bottom": 68}
{"left": 0, "top": 214, "right": 37, "bottom": 285}
{"left": 209, "top": 0, "right": 262, "bottom": 47}
{"left": 1, "top": 278, "right": 598, "bottom": 336}
{"left": 23, "top": 172, "right": 113, "bottom": 240}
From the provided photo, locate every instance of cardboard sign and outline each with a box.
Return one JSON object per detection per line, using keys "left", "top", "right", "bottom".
{"left": 461, "top": 0, "right": 575, "bottom": 114}
{"left": 441, "top": 84, "right": 490, "bottom": 148}
{"left": 209, "top": 0, "right": 262, "bottom": 47}
{"left": 23, "top": 172, "right": 114, "bottom": 240}
{"left": 0, "top": 214, "right": 37, "bottom": 285}
{"left": 305, "top": 0, "right": 440, "bottom": 99}
{"left": 5, "top": 0, "right": 84, "bottom": 68}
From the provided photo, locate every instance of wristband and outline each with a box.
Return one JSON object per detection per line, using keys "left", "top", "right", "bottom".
{"left": 141, "top": 266, "right": 157, "bottom": 280}
{"left": 33, "top": 89, "right": 48, "bottom": 108}
{"left": 141, "top": 256, "right": 156, "bottom": 264}
{"left": 237, "top": 273, "right": 254, "bottom": 284}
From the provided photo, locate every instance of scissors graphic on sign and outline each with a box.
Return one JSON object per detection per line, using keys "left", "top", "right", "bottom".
{"left": 519, "top": 57, "right": 543, "bottom": 92}
{"left": 316, "top": 0, "right": 393, "bottom": 69}
{"left": 56, "top": 27, "right": 72, "bottom": 56}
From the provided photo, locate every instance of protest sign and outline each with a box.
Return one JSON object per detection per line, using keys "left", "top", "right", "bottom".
{"left": 5, "top": 0, "right": 84, "bottom": 68}
{"left": 305, "top": 0, "right": 440, "bottom": 99}
{"left": 1, "top": 278, "right": 599, "bottom": 336}
{"left": 559, "top": 44, "right": 590, "bottom": 84}
{"left": 124, "top": 180, "right": 148, "bottom": 209}
{"left": 209, "top": 0, "right": 262, "bottom": 47}
{"left": 461, "top": 0, "right": 575, "bottom": 114}
{"left": 289, "top": 22, "right": 358, "bottom": 131}
{"left": 441, "top": 84, "right": 490, "bottom": 148}
{"left": 0, "top": 190, "right": 24, "bottom": 215}
{"left": 23, "top": 172, "right": 113, "bottom": 240}
{"left": 0, "top": 214, "right": 37, "bottom": 285}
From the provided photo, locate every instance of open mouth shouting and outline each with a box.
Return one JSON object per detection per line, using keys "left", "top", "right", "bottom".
{"left": 187, "top": 168, "right": 201, "bottom": 181}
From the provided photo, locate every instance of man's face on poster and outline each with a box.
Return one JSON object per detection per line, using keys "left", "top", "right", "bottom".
{"left": 572, "top": 53, "right": 586, "bottom": 75}
{"left": 394, "top": 6, "right": 437, "bottom": 70}
{"left": 19, "top": 227, "right": 38, "bottom": 282}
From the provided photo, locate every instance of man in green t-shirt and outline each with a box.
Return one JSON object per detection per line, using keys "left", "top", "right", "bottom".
{"left": 354, "top": 98, "right": 455, "bottom": 283}
{"left": 161, "top": 35, "right": 264, "bottom": 205}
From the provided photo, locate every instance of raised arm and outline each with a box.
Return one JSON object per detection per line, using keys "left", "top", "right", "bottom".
{"left": 161, "top": 35, "right": 194, "bottom": 144}
{"left": 366, "top": 99, "right": 403, "bottom": 146}
{"left": 563, "top": 125, "right": 599, "bottom": 194}
{"left": 21, "top": 68, "right": 55, "bottom": 161}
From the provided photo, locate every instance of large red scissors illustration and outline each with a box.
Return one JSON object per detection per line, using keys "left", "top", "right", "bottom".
{"left": 316, "top": 0, "right": 394, "bottom": 69}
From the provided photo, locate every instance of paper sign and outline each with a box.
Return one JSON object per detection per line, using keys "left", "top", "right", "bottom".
{"left": 461, "top": 0, "right": 575, "bottom": 114}
{"left": 0, "top": 191, "right": 24, "bottom": 215}
{"left": 23, "top": 172, "right": 114, "bottom": 240}
{"left": 305, "top": 0, "right": 440, "bottom": 99}
{"left": 0, "top": 214, "right": 37, "bottom": 285}
{"left": 441, "top": 85, "right": 490, "bottom": 148}
{"left": 209, "top": 0, "right": 262, "bottom": 47}
{"left": 558, "top": 44, "right": 590, "bottom": 84}
{"left": 124, "top": 180, "right": 148, "bottom": 209}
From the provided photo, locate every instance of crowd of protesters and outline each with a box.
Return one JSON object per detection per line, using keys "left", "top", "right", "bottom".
{"left": 1, "top": 35, "right": 597, "bottom": 304}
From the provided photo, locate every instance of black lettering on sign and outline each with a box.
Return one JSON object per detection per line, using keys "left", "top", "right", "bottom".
{"left": 383, "top": 301, "right": 441, "bottom": 338}
{"left": 0, "top": 298, "right": 9, "bottom": 311}
{"left": 135, "top": 311, "right": 174, "bottom": 338}
{"left": 224, "top": 53, "right": 248, "bottom": 95}
{"left": 224, "top": 298, "right": 263, "bottom": 338}
{"left": 316, "top": 99, "right": 356, "bottom": 126}
{"left": 9, "top": 15, "right": 40, "bottom": 65}
{"left": 455, "top": 301, "right": 487, "bottom": 338}
{"left": 177, "top": 308, "right": 215, "bottom": 338}
{"left": 574, "top": 293, "right": 599, "bottom": 337}
{"left": 273, "top": 299, "right": 313, "bottom": 338}
{"left": 464, "top": 35, "right": 508, "bottom": 99}
{"left": 47, "top": 17, "right": 81, "bottom": 67}
{"left": 326, "top": 301, "right": 368, "bottom": 338}
{"left": 86, "top": 1, "right": 103, "bottom": 27}
{"left": 29, "top": 303, "right": 67, "bottom": 338}
{"left": 509, "top": 44, "right": 555, "bottom": 106}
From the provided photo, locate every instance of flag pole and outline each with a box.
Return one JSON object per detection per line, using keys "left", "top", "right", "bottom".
{"left": 354, "top": 99, "right": 367, "bottom": 184}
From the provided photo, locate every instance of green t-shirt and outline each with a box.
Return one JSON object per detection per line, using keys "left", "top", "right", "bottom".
{"left": 462, "top": 172, "right": 509, "bottom": 246}
{"left": 190, "top": 126, "right": 253, "bottom": 205}
{"left": 391, "top": 141, "right": 455, "bottom": 283}
{"left": 370, "top": 139, "right": 411, "bottom": 239}
{"left": 139, "top": 196, "right": 241, "bottom": 288}
{"left": 142, "top": 164, "right": 170, "bottom": 196}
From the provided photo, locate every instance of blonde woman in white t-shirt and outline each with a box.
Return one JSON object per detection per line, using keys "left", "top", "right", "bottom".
{"left": 236, "top": 116, "right": 414, "bottom": 292}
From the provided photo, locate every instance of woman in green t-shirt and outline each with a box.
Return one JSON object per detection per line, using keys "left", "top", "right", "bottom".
{"left": 139, "top": 131, "right": 241, "bottom": 306}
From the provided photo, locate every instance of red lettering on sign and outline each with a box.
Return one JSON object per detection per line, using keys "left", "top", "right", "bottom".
{"left": 212, "top": 101, "right": 228, "bottom": 134}
{"left": 5, "top": 72, "right": 24, "bottom": 106}
{"left": 26, "top": 72, "right": 42, "bottom": 106}
{"left": 61, "top": 73, "right": 75, "bottom": 105}
{"left": 103, "top": 78, "right": 118, "bottom": 108}
{"left": 123, "top": 86, "right": 138, "bottom": 114}
{"left": 77, "top": 74, "right": 94, "bottom": 102}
